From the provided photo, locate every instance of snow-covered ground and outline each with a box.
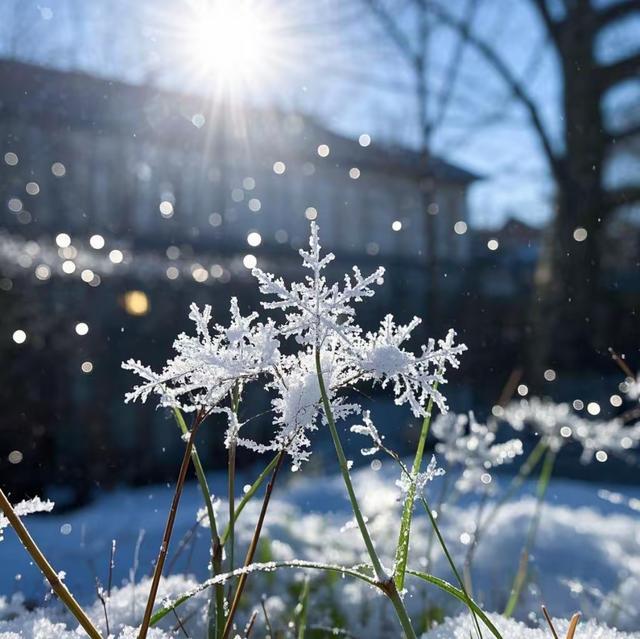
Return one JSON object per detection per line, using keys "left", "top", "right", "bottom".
{"left": 1, "top": 462, "right": 639, "bottom": 637}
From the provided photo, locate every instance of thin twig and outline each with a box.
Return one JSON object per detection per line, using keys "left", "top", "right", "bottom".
{"left": 261, "top": 597, "right": 274, "bottom": 638}
{"left": 138, "top": 410, "right": 205, "bottom": 639}
{"left": 542, "top": 606, "right": 559, "bottom": 639}
{"left": 609, "top": 347, "right": 635, "bottom": 378}
{"left": 244, "top": 610, "right": 259, "bottom": 637}
{"left": 222, "top": 450, "right": 286, "bottom": 639}
{"left": 167, "top": 515, "right": 204, "bottom": 573}
{"left": 0, "top": 489, "right": 103, "bottom": 639}
{"left": 107, "top": 539, "right": 116, "bottom": 599}
{"left": 228, "top": 384, "right": 241, "bottom": 602}
{"left": 173, "top": 608, "right": 190, "bottom": 638}
{"left": 95, "top": 579, "right": 110, "bottom": 637}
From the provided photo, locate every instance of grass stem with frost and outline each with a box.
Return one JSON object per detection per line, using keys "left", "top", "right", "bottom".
{"left": 0, "top": 488, "right": 103, "bottom": 639}
{"left": 395, "top": 383, "right": 438, "bottom": 590}
{"left": 172, "top": 408, "right": 224, "bottom": 638}
{"left": 503, "top": 447, "right": 556, "bottom": 617}
{"left": 222, "top": 449, "right": 285, "bottom": 639}
{"left": 138, "top": 410, "right": 205, "bottom": 639}
{"left": 314, "top": 348, "right": 418, "bottom": 639}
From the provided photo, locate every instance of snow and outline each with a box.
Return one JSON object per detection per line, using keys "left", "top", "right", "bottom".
{"left": 0, "top": 497, "right": 54, "bottom": 541}
{"left": 421, "top": 614, "right": 639, "bottom": 638}
{"left": 1, "top": 464, "right": 638, "bottom": 637}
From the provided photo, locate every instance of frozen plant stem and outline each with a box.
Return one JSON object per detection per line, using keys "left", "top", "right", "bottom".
{"left": 464, "top": 439, "right": 547, "bottom": 583}
{"left": 314, "top": 348, "right": 417, "bottom": 639}
{"left": 0, "top": 488, "right": 103, "bottom": 639}
{"left": 138, "top": 412, "right": 205, "bottom": 639}
{"left": 395, "top": 385, "right": 437, "bottom": 590}
{"left": 503, "top": 447, "right": 557, "bottom": 617}
{"left": 172, "top": 408, "right": 224, "bottom": 639}
{"left": 222, "top": 449, "right": 286, "bottom": 639}
{"left": 227, "top": 383, "right": 241, "bottom": 592}
{"left": 418, "top": 492, "right": 485, "bottom": 639}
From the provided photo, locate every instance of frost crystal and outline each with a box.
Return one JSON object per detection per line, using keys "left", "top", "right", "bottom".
{"left": 433, "top": 412, "right": 522, "bottom": 493}
{"left": 124, "top": 223, "right": 467, "bottom": 469}
{"left": 252, "top": 221, "right": 385, "bottom": 347}
{"left": 574, "top": 419, "right": 640, "bottom": 463}
{"left": 624, "top": 375, "right": 640, "bottom": 402}
{"left": 395, "top": 455, "right": 445, "bottom": 498}
{"left": 123, "top": 298, "right": 280, "bottom": 413}
{"left": 0, "top": 496, "right": 54, "bottom": 542}
{"left": 354, "top": 317, "right": 466, "bottom": 416}
{"left": 500, "top": 398, "right": 640, "bottom": 462}
{"left": 350, "top": 410, "right": 384, "bottom": 456}
{"left": 500, "top": 398, "right": 579, "bottom": 452}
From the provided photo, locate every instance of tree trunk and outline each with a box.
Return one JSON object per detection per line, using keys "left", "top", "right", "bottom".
{"left": 529, "top": 6, "right": 607, "bottom": 380}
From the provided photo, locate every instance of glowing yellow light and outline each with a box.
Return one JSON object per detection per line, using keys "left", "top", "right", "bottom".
{"left": 123, "top": 290, "right": 150, "bottom": 316}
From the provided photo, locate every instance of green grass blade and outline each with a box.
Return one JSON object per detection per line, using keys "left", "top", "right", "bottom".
{"left": 418, "top": 493, "right": 483, "bottom": 639}
{"left": 406, "top": 569, "right": 503, "bottom": 639}
{"left": 150, "top": 560, "right": 378, "bottom": 626}
{"left": 394, "top": 390, "right": 437, "bottom": 590}
{"left": 297, "top": 577, "right": 310, "bottom": 639}
{"left": 220, "top": 453, "right": 280, "bottom": 546}
{"left": 503, "top": 447, "right": 556, "bottom": 617}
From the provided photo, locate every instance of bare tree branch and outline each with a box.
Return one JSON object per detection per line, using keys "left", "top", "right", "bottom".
{"left": 605, "top": 185, "right": 640, "bottom": 210}
{"left": 361, "top": 0, "right": 417, "bottom": 63}
{"left": 419, "top": 0, "right": 561, "bottom": 175}
{"left": 596, "top": 0, "right": 640, "bottom": 29}
{"left": 598, "top": 52, "right": 640, "bottom": 92}
{"left": 529, "top": 0, "right": 559, "bottom": 40}
{"left": 431, "top": 0, "right": 479, "bottom": 129}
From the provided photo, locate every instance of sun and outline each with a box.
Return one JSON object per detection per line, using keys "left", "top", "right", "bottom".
{"left": 184, "top": 0, "right": 277, "bottom": 87}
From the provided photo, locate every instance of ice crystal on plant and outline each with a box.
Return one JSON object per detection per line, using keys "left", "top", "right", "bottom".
{"left": 432, "top": 412, "right": 522, "bottom": 493}
{"left": 0, "top": 497, "right": 54, "bottom": 542}
{"left": 350, "top": 410, "right": 384, "bottom": 456}
{"left": 122, "top": 298, "right": 280, "bottom": 413}
{"left": 395, "top": 455, "right": 445, "bottom": 498}
{"left": 266, "top": 345, "right": 361, "bottom": 468}
{"left": 500, "top": 398, "right": 640, "bottom": 463}
{"left": 500, "top": 398, "right": 579, "bottom": 452}
{"left": 124, "top": 222, "right": 466, "bottom": 469}
{"left": 252, "top": 221, "right": 385, "bottom": 347}
{"left": 354, "top": 317, "right": 466, "bottom": 415}
{"left": 623, "top": 375, "right": 640, "bottom": 401}
{"left": 574, "top": 419, "right": 640, "bottom": 463}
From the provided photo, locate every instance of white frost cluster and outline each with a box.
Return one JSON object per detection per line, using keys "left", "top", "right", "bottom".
{"left": 0, "top": 496, "right": 54, "bottom": 542}
{"left": 124, "top": 223, "right": 466, "bottom": 469}
{"left": 499, "top": 398, "right": 640, "bottom": 462}
{"left": 432, "top": 412, "right": 523, "bottom": 493}
{"left": 123, "top": 298, "right": 280, "bottom": 413}
{"left": 395, "top": 455, "right": 445, "bottom": 498}
{"left": 350, "top": 410, "right": 384, "bottom": 456}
